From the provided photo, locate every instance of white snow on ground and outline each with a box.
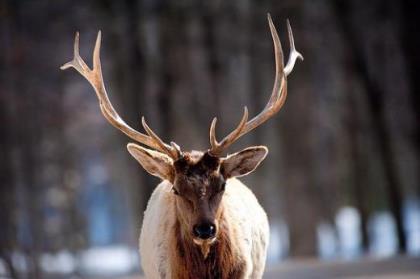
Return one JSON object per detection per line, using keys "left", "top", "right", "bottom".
{"left": 2, "top": 246, "right": 139, "bottom": 277}
{"left": 317, "top": 222, "right": 337, "bottom": 259}
{"left": 336, "top": 206, "right": 362, "bottom": 259}
{"left": 318, "top": 204, "right": 420, "bottom": 260}
{"left": 11, "top": 252, "right": 28, "bottom": 273}
{"left": 0, "top": 259, "right": 7, "bottom": 276}
{"left": 405, "top": 198, "right": 420, "bottom": 256}
{"left": 40, "top": 250, "right": 76, "bottom": 274}
{"left": 369, "top": 211, "right": 397, "bottom": 257}
{"left": 78, "top": 245, "right": 139, "bottom": 276}
{"left": 267, "top": 220, "right": 289, "bottom": 264}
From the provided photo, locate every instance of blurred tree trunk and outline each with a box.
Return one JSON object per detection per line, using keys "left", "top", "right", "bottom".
{"left": 0, "top": 2, "right": 18, "bottom": 277}
{"left": 122, "top": 0, "right": 156, "bottom": 221}
{"left": 332, "top": 0, "right": 407, "bottom": 252}
{"left": 347, "top": 86, "right": 370, "bottom": 251}
{"left": 399, "top": 0, "right": 420, "bottom": 197}
{"left": 2, "top": 2, "right": 43, "bottom": 277}
{"left": 0, "top": 65, "right": 18, "bottom": 279}
{"left": 19, "top": 34, "right": 43, "bottom": 279}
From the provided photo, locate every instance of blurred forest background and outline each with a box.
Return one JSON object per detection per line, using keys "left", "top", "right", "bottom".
{"left": 0, "top": 0, "right": 419, "bottom": 278}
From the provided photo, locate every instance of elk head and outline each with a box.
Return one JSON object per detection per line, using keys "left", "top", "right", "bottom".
{"left": 61, "top": 14, "right": 302, "bottom": 257}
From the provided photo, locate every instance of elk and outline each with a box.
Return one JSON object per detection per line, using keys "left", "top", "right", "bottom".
{"left": 61, "top": 14, "right": 302, "bottom": 279}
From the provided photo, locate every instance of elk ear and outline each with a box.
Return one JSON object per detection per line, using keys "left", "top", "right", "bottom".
{"left": 127, "top": 143, "right": 174, "bottom": 182}
{"left": 221, "top": 146, "right": 268, "bottom": 179}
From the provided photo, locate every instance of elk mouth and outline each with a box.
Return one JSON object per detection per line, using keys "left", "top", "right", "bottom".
{"left": 193, "top": 237, "right": 217, "bottom": 259}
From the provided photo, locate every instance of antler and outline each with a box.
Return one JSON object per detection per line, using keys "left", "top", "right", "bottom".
{"left": 61, "top": 32, "right": 181, "bottom": 160}
{"left": 209, "top": 14, "right": 303, "bottom": 156}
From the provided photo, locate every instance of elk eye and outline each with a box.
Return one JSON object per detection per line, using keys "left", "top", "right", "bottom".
{"left": 172, "top": 187, "right": 180, "bottom": 195}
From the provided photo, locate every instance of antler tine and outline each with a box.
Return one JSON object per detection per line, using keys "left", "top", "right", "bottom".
{"left": 61, "top": 32, "right": 180, "bottom": 160}
{"left": 60, "top": 32, "right": 92, "bottom": 76}
{"left": 142, "top": 117, "right": 180, "bottom": 159}
{"left": 209, "top": 107, "right": 249, "bottom": 155}
{"left": 284, "top": 19, "right": 304, "bottom": 76}
{"left": 208, "top": 14, "right": 302, "bottom": 156}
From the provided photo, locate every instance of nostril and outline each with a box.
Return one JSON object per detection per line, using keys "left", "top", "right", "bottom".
{"left": 193, "top": 225, "right": 201, "bottom": 237}
{"left": 193, "top": 223, "right": 216, "bottom": 239}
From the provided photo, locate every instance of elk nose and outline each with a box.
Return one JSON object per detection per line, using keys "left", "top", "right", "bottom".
{"left": 193, "top": 223, "right": 216, "bottom": 239}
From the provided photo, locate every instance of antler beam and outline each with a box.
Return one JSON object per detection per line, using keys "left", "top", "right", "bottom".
{"left": 61, "top": 32, "right": 181, "bottom": 160}
{"left": 209, "top": 14, "right": 303, "bottom": 156}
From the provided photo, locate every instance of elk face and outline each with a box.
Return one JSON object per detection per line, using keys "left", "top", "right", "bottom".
{"left": 127, "top": 144, "right": 267, "bottom": 253}
{"left": 172, "top": 152, "right": 225, "bottom": 244}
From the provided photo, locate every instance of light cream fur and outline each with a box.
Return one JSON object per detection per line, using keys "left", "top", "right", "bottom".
{"left": 139, "top": 178, "right": 269, "bottom": 279}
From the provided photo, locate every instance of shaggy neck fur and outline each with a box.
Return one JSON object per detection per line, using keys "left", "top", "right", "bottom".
{"left": 169, "top": 209, "right": 246, "bottom": 279}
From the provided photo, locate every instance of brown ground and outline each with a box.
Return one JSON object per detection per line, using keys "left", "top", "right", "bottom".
{"left": 264, "top": 256, "right": 420, "bottom": 279}
{"left": 117, "top": 256, "right": 420, "bottom": 279}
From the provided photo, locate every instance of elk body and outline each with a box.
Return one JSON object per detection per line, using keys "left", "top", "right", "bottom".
{"left": 61, "top": 14, "right": 302, "bottom": 279}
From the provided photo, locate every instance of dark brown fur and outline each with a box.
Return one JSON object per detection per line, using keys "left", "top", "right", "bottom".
{"left": 174, "top": 152, "right": 220, "bottom": 176}
{"left": 169, "top": 212, "right": 246, "bottom": 279}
